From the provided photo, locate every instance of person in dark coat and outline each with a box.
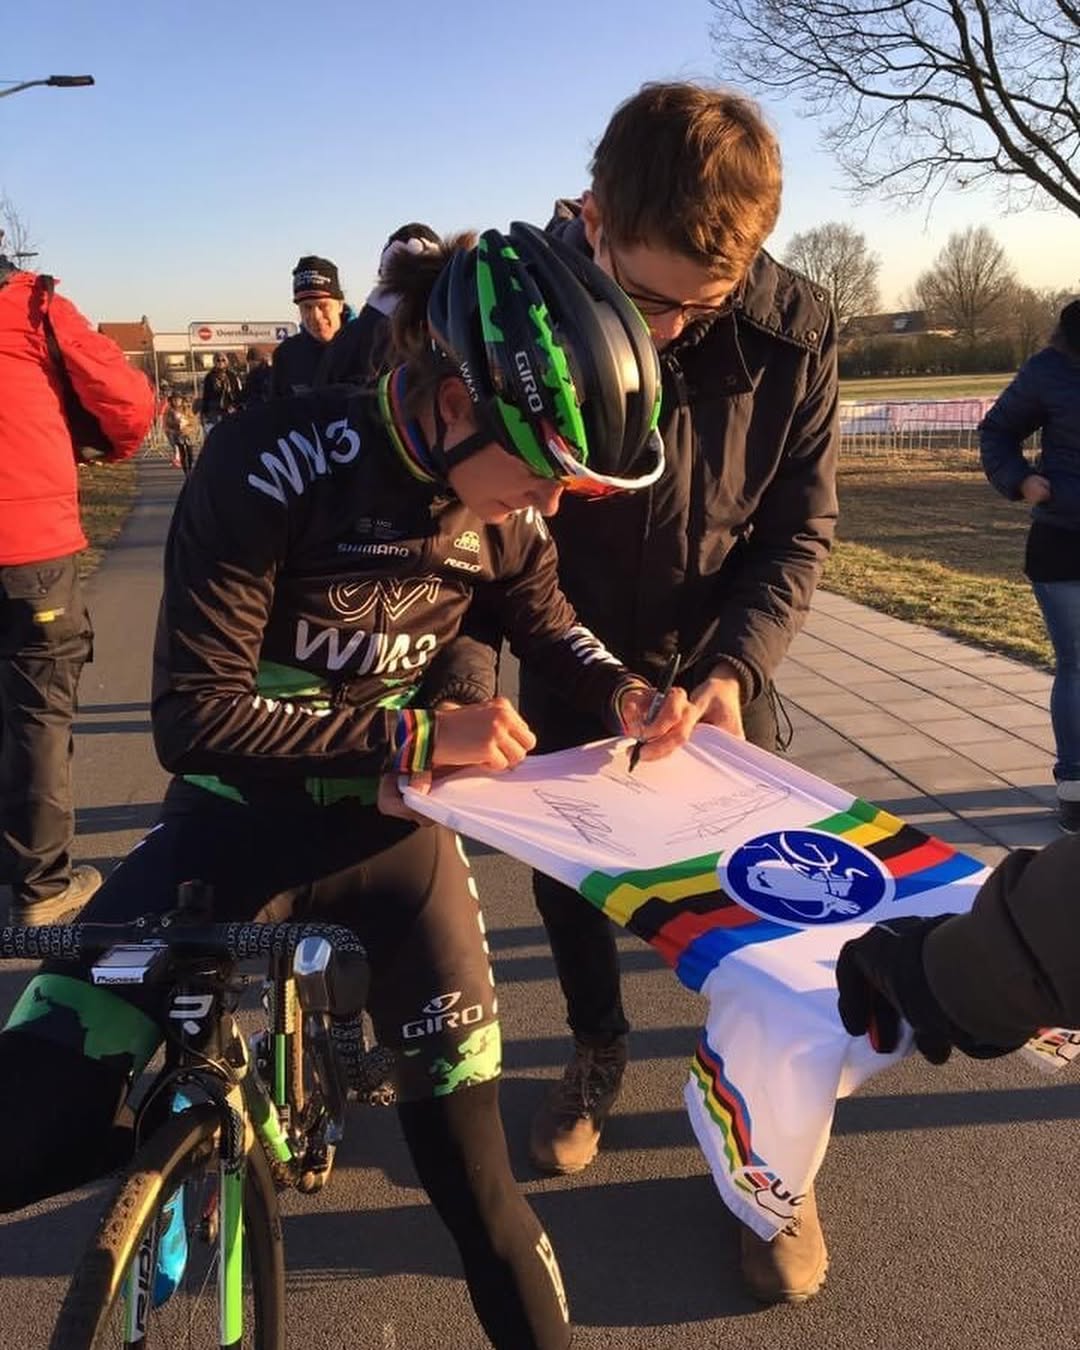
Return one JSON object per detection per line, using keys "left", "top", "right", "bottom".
{"left": 432, "top": 80, "right": 839, "bottom": 1305}
{"left": 980, "top": 300, "right": 1080, "bottom": 832}
{"left": 239, "top": 345, "right": 273, "bottom": 407}
{"left": 316, "top": 223, "right": 442, "bottom": 388}
{"left": 271, "top": 255, "right": 354, "bottom": 396}
{"left": 837, "top": 832, "right": 1080, "bottom": 1061}
{"left": 199, "top": 352, "right": 241, "bottom": 432}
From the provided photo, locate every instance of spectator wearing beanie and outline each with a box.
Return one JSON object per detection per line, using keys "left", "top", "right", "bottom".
{"left": 270, "top": 255, "right": 356, "bottom": 397}
{"left": 980, "top": 298, "right": 1080, "bottom": 831}
{"left": 316, "top": 223, "right": 442, "bottom": 389}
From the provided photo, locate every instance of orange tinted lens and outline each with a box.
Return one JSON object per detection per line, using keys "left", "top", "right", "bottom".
{"left": 560, "top": 476, "right": 626, "bottom": 499}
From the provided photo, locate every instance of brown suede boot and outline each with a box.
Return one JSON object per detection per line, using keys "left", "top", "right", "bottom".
{"left": 529, "top": 1036, "right": 628, "bottom": 1174}
{"left": 739, "top": 1187, "right": 828, "bottom": 1304}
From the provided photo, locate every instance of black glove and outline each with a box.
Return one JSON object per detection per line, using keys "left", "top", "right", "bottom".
{"left": 836, "top": 916, "right": 1020, "bottom": 1065}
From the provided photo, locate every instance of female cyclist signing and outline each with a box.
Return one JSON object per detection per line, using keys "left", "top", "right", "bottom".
{"left": 0, "top": 223, "right": 693, "bottom": 1348}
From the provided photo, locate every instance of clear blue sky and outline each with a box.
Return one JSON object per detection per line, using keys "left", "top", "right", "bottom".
{"left": 3, "top": 0, "right": 1076, "bottom": 330}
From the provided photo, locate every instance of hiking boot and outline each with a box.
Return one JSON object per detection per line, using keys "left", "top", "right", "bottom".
{"left": 529, "top": 1035, "right": 627, "bottom": 1175}
{"left": 1057, "top": 782, "right": 1080, "bottom": 834}
{"left": 10, "top": 864, "right": 103, "bottom": 925}
{"left": 739, "top": 1187, "right": 828, "bottom": 1304}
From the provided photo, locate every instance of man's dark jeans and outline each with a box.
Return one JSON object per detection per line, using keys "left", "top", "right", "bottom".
{"left": 520, "top": 674, "right": 781, "bottom": 1043}
{"left": 0, "top": 556, "right": 93, "bottom": 904}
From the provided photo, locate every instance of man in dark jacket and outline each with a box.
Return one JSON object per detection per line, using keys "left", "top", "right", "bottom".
{"left": 317, "top": 223, "right": 441, "bottom": 388}
{"left": 836, "top": 834, "right": 1080, "bottom": 1063}
{"left": 239, "top": 345, "right": 273, "bottom": 407}
{"left": 520, "top": 82, "right": 839, "bottom": 1304}
{"left": 271, "top": 255, "right": 354, "bottom": 396}
{"left": 0, "top": 257, "right": 155, "bottom": 923}
{"left": 199, "top": 352, "right": 241, "bottom": 431}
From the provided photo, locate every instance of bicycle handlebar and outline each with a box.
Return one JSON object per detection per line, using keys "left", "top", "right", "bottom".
{"left": 0, "top": 919, "right": 367, "bottom": 966}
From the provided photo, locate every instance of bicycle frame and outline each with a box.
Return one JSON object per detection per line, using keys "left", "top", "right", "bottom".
{"left": 0, "top": 912, "right": 377, "bottom": 1348}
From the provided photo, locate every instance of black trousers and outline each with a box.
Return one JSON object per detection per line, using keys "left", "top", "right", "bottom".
{"left": 519, "top": 672, "right": 782, "bottom": 1043}
{"left": 0, "top": 556, "right": 93, "bottom": 904}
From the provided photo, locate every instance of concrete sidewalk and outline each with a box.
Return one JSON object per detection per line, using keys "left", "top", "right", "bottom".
{"left": 778, "top": 588, "right": 1059, "bottom": 866}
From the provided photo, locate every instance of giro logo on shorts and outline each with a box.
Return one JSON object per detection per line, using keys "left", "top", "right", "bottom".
{"left": 402, "top": 990, "right": 485, "bottom": 1040}
{"left": 719, "top": 829, "right": 894, "bottom": 927}
{"left": 535, "top": 1231, "right": 569, "bottom": 1322}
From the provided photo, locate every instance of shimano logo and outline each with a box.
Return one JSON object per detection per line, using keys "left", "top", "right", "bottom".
{"left": 514, "top": 351, "right": 545, "bottom": 413}
{"left": 336, "top": 543, "right": 411, "bottom": 559}
{"left": 402, "top": 990, "right": 485, "bottom": 1040}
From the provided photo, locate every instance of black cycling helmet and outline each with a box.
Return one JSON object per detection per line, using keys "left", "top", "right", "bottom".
{"left": 426, "top": 221, "right": 664, "bottom": 493}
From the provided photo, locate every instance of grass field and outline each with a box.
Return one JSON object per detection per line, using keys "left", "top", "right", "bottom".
{"left": 824, "top": 450, "right": 1050, "bottom": 667}
{"left": 839, "top": 372, "right": 1012, "bottom": 402}
{"left": 78, "top": 461, "right": 138, "bottom": 577}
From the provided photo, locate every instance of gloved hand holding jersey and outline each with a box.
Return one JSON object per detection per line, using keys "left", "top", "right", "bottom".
{"left": 836, "top": 836, "right": 1080, "bottom": 1064}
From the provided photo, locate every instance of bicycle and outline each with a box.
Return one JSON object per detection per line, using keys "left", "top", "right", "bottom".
{"left": 0, "top": 881, "right": 395, "bottom": 1349}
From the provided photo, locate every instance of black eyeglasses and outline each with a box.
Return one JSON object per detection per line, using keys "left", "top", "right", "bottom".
{"left": 608, "top": 246, "right": 735, "bottom": 324}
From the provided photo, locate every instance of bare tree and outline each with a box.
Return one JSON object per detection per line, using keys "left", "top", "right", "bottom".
{"left": 1009, "top": 284, "right": 1077, "bottom": 360}
{"left": 709, "top": 2, "right": 1080, "bottom": 217}
{"left": 914, "top": 226, "right": 1016, "bottom": 345}
{"left": 783, "top": 222, "right": 880, "bottom": 325}
{"left": 0, "top": 194, "right": 36, "bottom": 263}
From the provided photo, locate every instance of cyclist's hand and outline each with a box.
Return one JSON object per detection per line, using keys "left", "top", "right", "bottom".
{"left": 432, "top": 696, "right": 536, "bottom": 771}
{"left": 689, "top": 664, "right": 745, "bottom": 739}
{"left": 377, "top": 771, "right": 434, "bottom": 824}
{"left": 620, "top": 685, "right": 695, "bottom": 762}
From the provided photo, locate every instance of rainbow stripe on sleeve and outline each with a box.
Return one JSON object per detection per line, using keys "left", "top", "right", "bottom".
{"left": 578, "top": 797, "right": 985, "bottom": 993}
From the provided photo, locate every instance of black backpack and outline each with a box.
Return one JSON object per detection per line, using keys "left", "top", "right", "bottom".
{"left": 37, "top": 274, "right": 115, "bottom": 462}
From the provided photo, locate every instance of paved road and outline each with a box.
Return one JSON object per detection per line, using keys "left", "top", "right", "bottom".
{"left": 2, "top": 461, "right": 1077, "bottom": 1349}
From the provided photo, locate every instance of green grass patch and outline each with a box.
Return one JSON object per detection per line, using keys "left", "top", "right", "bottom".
{"left": 78, "top": 462, "right": 137, "bottom": 578}
{"left": 840, "top": 372, "right": 1012, "bottom": 402}
{"left": 824, "top": 451, "right": 1051, "bottom": 668}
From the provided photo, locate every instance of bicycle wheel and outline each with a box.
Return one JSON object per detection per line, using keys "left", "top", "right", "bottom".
{"left": 51, "top": 1103, "right": 285, "bottom": 1349}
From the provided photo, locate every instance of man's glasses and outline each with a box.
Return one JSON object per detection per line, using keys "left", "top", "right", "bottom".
{"left": 608, "top": 247, "right": 734, "bottom": 324}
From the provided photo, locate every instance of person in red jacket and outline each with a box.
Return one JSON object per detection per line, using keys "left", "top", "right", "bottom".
{"left": 0, "top": 254, "right": 156, "bottom": 923}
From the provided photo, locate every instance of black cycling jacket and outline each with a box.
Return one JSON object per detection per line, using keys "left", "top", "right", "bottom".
{"left": 151, "top": 385, "right": 641, "bottom": 800}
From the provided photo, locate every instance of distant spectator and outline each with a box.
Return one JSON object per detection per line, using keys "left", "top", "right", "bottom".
{"left": 163, "top": 392, "right": 199, "bottom": 474}
{"left": 199, "top": 352, "right": 241, "bottom": 432}
{"left": 271, "top": 255, "right": 354, "bottom": 396}
{"left": 0, "top": 254, "right": 155, "bottom": 922}
{"left": 240, "top": 345, "right": 273, "bottom": 407}
{"left": 317, "top": 223, "right": 441, "bottom": 388}
{"left": 980, "top": 298, "right": 1080, "bottom": 833}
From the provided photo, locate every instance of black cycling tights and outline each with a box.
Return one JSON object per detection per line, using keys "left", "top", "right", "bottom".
{"left": 0, "top": 1033, "right": 570, "bottom": 1349}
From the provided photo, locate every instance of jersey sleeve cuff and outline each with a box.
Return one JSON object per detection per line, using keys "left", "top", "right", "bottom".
{"left": 390, "top": 708, "right": 437, "bottom": 772}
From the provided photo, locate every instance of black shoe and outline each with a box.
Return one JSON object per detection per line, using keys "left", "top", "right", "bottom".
{"left": 10, "top": 865, "right": 103, "bottom": 925}
{"left": 1058, "top": 792, "right": 1080, "bottom": 835}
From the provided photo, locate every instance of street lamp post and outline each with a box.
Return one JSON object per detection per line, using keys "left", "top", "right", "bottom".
{"left": 0, "top": 75, "right": 95, "bottom": 101}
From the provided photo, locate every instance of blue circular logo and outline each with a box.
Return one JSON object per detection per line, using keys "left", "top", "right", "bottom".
{"left": 719, "top": 829, "right": 893, "bottom": 928}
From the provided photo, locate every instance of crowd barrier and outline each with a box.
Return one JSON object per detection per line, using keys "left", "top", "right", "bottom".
{"left": 837, "top": 396, "right": 1041, "bottom": 456}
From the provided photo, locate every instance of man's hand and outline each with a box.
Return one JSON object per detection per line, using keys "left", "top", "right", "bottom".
{"left": 689, "top": 662, "right": 746, "bottom": 739}
{"left": 432, "top": 696, "right": 536, "bottom": 771}
{"left": 619, "top": 683, "right": 695, "bottom": 763}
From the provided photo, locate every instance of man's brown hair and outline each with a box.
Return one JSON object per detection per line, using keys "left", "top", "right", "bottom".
{"left": 590, "top": 82, "right": 782, "bottom": 281}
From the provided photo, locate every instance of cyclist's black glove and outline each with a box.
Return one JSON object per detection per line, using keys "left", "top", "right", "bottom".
{"left": 836, "top": 917, "right": 1020, "bottom": 1065}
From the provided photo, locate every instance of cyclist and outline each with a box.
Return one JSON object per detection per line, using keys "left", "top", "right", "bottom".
{"left": 0, "top": 223, "right": 692, "bottom": 1350}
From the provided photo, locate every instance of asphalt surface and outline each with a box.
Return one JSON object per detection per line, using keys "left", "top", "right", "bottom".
{"left": 1, "top": 459, "right": 1078, "bottom": 1350}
